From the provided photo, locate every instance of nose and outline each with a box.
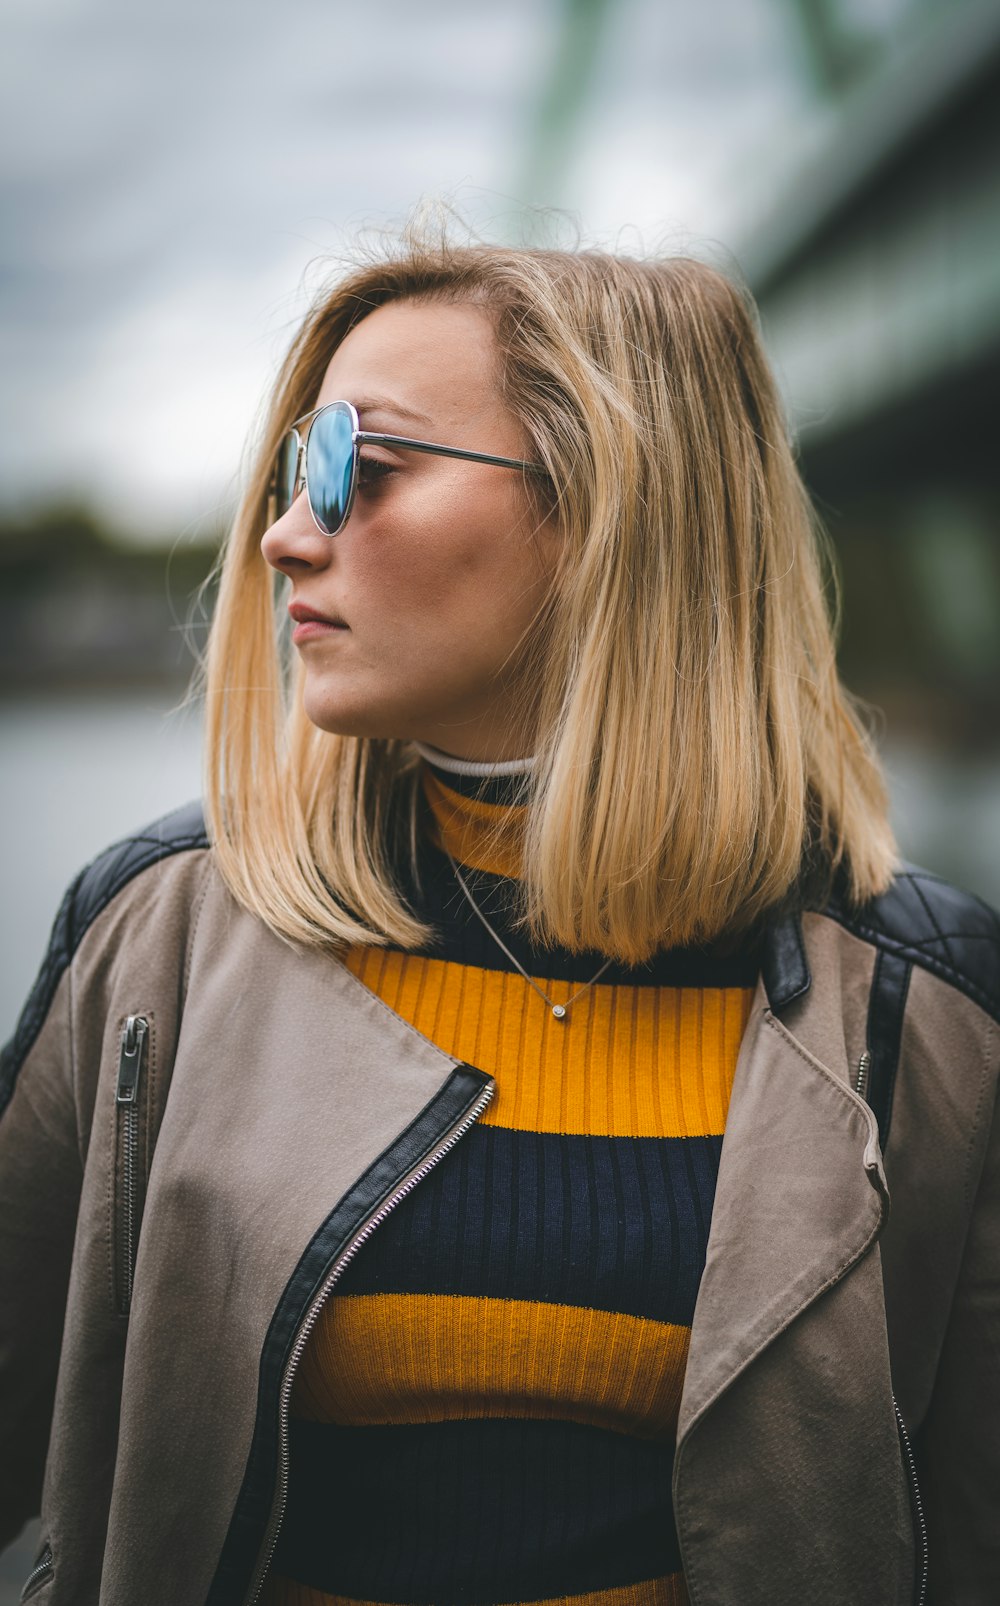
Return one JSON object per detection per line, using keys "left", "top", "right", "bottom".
{"left": 260, "top": 489, "right": 335, "bottom": 575}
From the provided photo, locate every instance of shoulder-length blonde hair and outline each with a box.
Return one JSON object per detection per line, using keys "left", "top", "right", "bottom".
{"left": 204, "top": 233, "right": 897, "bottom": 963}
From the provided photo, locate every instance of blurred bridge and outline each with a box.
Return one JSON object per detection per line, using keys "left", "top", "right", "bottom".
{"left": 742, "top": 0, "right": 1000, "bottom": 507}
{"left": 513, "top": 0, "right": 1000, "bottom": 898}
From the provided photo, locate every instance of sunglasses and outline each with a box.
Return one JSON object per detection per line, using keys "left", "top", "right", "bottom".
{"left": 268, "top": 398, "right": 547, "bottom": 536}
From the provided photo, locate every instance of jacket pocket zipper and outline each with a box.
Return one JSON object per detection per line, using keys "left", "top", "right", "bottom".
{"left": 893, "top": 1396, "right": 928, "bottom": 1606}
{"left": 20, "top": 1542, "right": 53, "bottom": 1601}
{"left": 854, "top": 1048, "right": 872, "bottom": 1103}
{"left": 114, "top": 1014, "right": 150, "bottom": 1315}
{"left": 243, "top": 1077, "right": 496, "bottom": 1606}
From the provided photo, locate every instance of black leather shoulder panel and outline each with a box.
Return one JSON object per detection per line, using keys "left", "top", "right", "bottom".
{"left": 0, "top": 800, "right": 209, "bottom": 1117}
{"left": 823, "top": 863, "right": 1000, "bottom": 1025}
{"left": 65, "top": 799, "right": 208, "bottom": 951}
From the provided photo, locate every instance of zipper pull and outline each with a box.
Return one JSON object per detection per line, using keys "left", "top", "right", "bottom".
{"left": 116, "top": 1016, "right": 148, "bottom": 1104}
{"left": 854, "top": 1048, "right": 872, "bottom": 1102}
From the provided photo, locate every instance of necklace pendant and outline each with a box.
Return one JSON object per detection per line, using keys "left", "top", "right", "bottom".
{"left": 551, "top": 1003, "right": 567, "bottom": 1020}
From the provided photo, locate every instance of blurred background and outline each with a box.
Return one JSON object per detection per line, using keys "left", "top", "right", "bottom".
{"left": 1, "top": 0, "right": 998, "bottom": 1586}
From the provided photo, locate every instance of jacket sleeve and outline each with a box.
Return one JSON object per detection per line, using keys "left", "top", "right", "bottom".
{"left": 0, "top": 874, "right": 88, "bottom": 1549}
{"left": 0, "top": 800, "right": 209, "bottom": 1553}
{"left": 918, "top": 1067, "right": 1000, "bottom": 1604}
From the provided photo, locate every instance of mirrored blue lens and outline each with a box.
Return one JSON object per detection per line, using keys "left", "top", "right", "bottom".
{"left": 273, "top": 431, "right": 300, "bottom": 520}
{"left": 308, "top": 404, "right": 355, "bottom": 534}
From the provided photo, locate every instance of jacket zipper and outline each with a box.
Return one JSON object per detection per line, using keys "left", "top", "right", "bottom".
{"left": 115, "top": 1014, "right": 149, "bottom": 1315}
{"left": 243, "top": 1076, "right": 496, "bottom": 1606}
{"left": 893, "top": 1396, "right": 928, "bottom": 1606}
{"left": 20, "top": 1543, "right": 53, "bottom": 1601}
{"left": 854, "top": 1048, "right": 871, "bottom": 1103}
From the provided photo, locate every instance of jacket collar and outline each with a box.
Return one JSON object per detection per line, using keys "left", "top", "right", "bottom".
{"left": 760, "top": 909, "right": 811, "bottom": 1012}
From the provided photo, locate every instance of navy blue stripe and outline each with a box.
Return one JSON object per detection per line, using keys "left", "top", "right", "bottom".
{"left": 336, "top": 1124, "right": 723, "bottom": 1327}
{"left": 397, "top": 797, "right": 762, "bottom": 988}
{"left": 273, "top": 1416, "right": 681, "bottom": 1604}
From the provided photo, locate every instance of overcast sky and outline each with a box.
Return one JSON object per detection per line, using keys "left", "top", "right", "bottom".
{"left": 1, "top": 0, "right": 816, "bottom": 541}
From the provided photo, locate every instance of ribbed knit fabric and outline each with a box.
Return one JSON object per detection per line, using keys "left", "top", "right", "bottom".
{"left": 263, "top": 757, "right": 759, "bottom": 1606}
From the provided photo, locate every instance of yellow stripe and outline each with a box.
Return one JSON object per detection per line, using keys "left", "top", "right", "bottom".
{"left": 422, "top": 766, "right": 527, "bottom": 877}
{"left": 343, "top": 948, "right": 751, "bottom": 1137}
{"left": 262, "top": 1575, "right": 690, "bottom": 1606}
{"left": 291, "top": 1292, "right": 689, "bottom": 1440}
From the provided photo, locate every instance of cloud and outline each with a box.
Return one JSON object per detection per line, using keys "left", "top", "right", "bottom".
{"left": 0, "top": 0, "right": 804, "bottom": 538}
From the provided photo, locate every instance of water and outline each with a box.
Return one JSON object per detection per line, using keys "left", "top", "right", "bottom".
{"left": 0, "top": 689, "right": 998, "bottom": 1597}
{"left": 1, "top": 689, "right": 203, "bottom": 1039}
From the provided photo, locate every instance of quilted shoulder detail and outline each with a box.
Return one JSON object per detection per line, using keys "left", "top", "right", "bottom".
{"left": 0, "top": 800, "right": 209, "bottom": 1115}
{"left": 823, "top": 863, "right": 1000, "bottom": 1025}
{"left": 66, "top": 799, "right": 208, "bottom": 953}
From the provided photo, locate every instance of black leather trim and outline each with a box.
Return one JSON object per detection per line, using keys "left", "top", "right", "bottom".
{"left": 0, "top": 800, "right": 208, "bottom": 1119}
{"left": 824, "top": 862, "right": 1000, "bottom": 1026}
{"left": 865, "top": 950, "right": 912, "bottom": 1149}
{"left": 760, "top": 910, "right": 811, "bottom": 1013}
{"left": 206, "top": 1062, "right": 494, "bottom": 1606}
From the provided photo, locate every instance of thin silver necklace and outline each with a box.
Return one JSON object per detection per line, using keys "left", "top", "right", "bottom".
{"left": 445, "top": 848, "right": 613, "bottom": 1021}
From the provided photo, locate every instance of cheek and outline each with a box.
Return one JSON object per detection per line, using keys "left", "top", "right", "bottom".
{"left": 352, "top": 478, "right": 534, "bottom": 633}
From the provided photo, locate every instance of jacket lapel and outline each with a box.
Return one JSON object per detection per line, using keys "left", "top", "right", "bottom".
{"left": 672, "top": 915, "right": 911, "bottom": 1604}
{"left": 677, "top": 984, "right": 888, "bottom": 1441}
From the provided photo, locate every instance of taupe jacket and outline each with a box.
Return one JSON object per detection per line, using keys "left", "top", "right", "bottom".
{"left": 1, "top": 802, "right": 998, "bottom": 1605}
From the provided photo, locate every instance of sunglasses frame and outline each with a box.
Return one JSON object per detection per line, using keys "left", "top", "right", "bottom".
{"left": 269, "top": 398, "right": 548, "bottom": 536}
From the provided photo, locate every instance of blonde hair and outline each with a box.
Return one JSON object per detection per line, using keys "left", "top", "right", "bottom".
{"left": 204, "top": 233, "right": 897, "bottom": 963}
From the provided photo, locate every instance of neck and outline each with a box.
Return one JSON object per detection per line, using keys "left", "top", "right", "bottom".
{"left": 416, "top": 745, "right": 531, "bottom": 878}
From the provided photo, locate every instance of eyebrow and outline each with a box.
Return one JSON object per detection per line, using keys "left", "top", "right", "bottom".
{"left": 353, "top": 394, "right": 433, "bottom": 428}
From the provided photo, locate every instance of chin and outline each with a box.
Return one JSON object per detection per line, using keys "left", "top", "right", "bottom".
{"left": 301, "top": 688, "right": 411, "bottom": 742}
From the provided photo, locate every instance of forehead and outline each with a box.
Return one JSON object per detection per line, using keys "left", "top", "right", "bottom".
{"left": 315, "top": 299, "right": 501, "bottom": 423}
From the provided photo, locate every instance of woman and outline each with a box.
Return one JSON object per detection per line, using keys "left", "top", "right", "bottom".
{"left": 1, "top": 237, "right": 997, "bottom": 1606}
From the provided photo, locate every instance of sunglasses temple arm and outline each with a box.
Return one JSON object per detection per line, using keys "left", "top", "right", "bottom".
{"left": 357, "top": 430, "right": 544, "bottom": 474}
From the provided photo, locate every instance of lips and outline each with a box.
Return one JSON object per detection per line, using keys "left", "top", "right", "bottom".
{"left": 288, "top": 602, "right": 348, "bottom": 628}
{"left": 288, "top": 601, "right": 349, "bottom": 644}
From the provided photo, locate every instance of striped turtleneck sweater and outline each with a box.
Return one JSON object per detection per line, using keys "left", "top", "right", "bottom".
{"left": 263, "top": 748, "right": 759, "bottom": 1606}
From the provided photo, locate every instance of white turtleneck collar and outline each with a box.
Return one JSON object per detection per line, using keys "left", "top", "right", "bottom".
{"left": 412, "top": 740, "right": 536, "bottom": 780}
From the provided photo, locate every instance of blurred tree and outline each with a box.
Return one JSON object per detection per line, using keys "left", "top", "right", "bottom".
{"left": 0, "top": 506, "right": 218, "bottom": 692}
